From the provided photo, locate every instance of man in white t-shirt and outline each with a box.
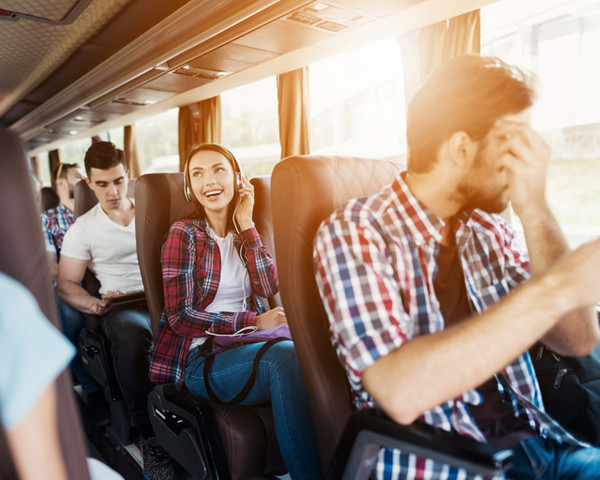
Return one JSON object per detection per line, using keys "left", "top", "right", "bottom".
{"left": 58, "top": 142, "right": 155, "bottom": 443}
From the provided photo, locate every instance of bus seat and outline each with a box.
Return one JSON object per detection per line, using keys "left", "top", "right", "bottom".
{"left": 271, "top": 155, "right": 513, "bottom": 479}
{"left": 249, "top": 175, "right": 282, "bottom": 310}
{"left": 135, "top": 172, "right": 286, "bottom": 480}
{"left": 73, "top": 177, "right": 138, "bottom": 443}
{"left": 41, "top": 186, "right": 60, "bottom": 211}
{"left": 0, "top": 126, "right": 91, "bottom": 479}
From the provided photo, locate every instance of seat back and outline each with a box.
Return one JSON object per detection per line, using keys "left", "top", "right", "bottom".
{"left": 41, "top": 186, "right": 60, "bottom": 211}
{"left": 135, "top": 173, "right": 195, "bottom": 334}
{"left": 74, "top": 178, "right": 137, "bottom": 219}
{"left": 0, "top": 127, "right": 91, "bottom": 479}
{"left": 272, "top": 155, "right": 400, "bottom": 471}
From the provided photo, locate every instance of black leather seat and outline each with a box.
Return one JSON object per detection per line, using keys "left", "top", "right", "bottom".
{"left": 135, "top": 172, "right": 286, "bottom": 479}
{"left": 272, "top": 155, "right": 513, "bottom": 479}
{"left": 0, "top": 127, "right": 91, "bottom": 479}
{"left": 40, "top": 186, "right": 60, "bottom": 212}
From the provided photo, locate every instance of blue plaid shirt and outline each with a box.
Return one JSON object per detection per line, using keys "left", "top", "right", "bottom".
{"left": 314, "top": 174, "right": 585, "bottom": 480}
{"left": 40, "top": 203, "right": 74, "bottom": 256}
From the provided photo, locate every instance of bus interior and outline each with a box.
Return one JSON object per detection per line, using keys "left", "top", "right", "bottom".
{"left": 1, "top": 0, "right": 600, "bottom": 479}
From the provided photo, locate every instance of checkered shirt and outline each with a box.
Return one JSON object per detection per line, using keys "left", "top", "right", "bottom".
{"left": 314, "top": 174, "right": 585, "bottom": 480}
{"left": 149, "top": 219, "right": 278, "bottom": 386}
{"left": 40, "top": 203, "right": 74, "bottom": 255}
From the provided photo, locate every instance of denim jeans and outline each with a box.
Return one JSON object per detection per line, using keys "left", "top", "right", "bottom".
{"left": 56, "top": 292, "right": 101, "bottom": 395}
{"left": 507, "top": 435, "right": 600, "bottom": 479}
{"left": 185, "top": 340, "right": 323, "bottom": 480}
{"left": 102, "top": 306, "right": 153, "bottom": 428}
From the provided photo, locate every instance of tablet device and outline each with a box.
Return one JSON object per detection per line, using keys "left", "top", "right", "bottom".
{"left": 106, "top": 291, "right": 146, "bottom": 308}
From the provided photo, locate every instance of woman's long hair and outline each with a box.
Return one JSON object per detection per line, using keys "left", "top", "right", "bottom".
{"left": 183, "top": 143, "right": 242, "bottom": 234}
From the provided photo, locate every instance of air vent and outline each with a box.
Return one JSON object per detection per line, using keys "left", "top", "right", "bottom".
{"left": 170, "top": 65, "right": 231, "bottom": 80}
{"left": 111, "top": 97, "right": 154, "bottom": 107}
{"left": 284, "top": 1, "right": 372, "bottom": 33}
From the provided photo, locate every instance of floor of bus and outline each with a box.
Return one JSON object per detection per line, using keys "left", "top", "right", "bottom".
{"left": 75, "top": 386, "right": 291, "bottom": 480}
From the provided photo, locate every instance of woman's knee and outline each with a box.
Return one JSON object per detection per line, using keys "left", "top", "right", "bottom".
{"left": 262, "top": 340, "right": 302, "bottom": 376}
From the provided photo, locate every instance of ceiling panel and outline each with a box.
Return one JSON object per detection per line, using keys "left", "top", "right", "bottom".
{"left": 233, "top": 18, "right": 332, "bottom": 54}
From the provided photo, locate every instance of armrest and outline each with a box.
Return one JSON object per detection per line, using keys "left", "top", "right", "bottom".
{"left": 327, "top": 409, "right": 513, "bottom": 480}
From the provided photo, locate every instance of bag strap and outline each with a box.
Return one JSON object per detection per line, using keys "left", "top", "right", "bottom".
{"left": 203, "top": 337, "right": 288, "bottom": 405}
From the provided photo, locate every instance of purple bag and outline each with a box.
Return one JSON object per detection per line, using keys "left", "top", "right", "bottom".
{"left": 201, "top": 325, "right": 293, "bottom": 404}
{"left": 208, "top": 325, "right": 292, "bottom": 355}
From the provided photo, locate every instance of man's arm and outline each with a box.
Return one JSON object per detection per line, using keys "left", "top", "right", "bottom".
{"left": 57, "top": 255, "right": 107, "bottom": 315}
{"left": 8, "top": 383, "right": 68, "bottom": 480}
{"left": 499, "top": 120, "right": 599, "bottom": 355}
{"left": 362, "top": 239, "right": 600, "bottom": 425}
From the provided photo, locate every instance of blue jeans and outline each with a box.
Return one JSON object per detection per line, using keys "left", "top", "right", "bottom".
{"left": 185, "top": 340, "right": 323, "bottom": 480}
{"left": 56, "top": 292, "right": 101, "bottom": 395}
{"left": 507, "top": 436, "right": 600, "bottom": 479}
{"left": 102, "top": 306, "right": 153, "bottom": 428}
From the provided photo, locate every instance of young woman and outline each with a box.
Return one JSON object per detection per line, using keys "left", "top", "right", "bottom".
{"left": 149, "top": 143, "right": 322, "bottom": 479}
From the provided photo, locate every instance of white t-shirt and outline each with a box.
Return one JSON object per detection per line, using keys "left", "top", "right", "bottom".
{"left": 189, "top": 231, "right": 251, "bottom": 351}
{"left": 61, "top": 201, "right": 143, "bottom": 295}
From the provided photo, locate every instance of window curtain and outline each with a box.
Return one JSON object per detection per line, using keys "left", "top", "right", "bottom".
{"left": 48, "top": 149, "right": 61, "bottom": 188}
{"left": 177, "top": 96, "right": 222, "bottom": 171}
{"left": 419, "top": 10, "right": 481, "bottom": 84}
{"left": 277, "top": 67, "right": 310, "bottom": 159}
{"left": 123, "top": 125, "right": 141, "bottom": 178}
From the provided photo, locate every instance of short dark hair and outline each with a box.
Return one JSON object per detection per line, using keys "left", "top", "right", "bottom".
{"left": 51, "top": 162, "right": 79, "bottom": 190}
{"left": 406, "top": 55, "right": 537, "bottom": 173}
{"left": 84, "top": 141, "right": 126, "bottom": 178}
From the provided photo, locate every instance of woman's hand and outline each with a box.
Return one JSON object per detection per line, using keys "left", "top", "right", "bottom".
{"left": 235, "top": 175, "right": 255, "bottom": 232}
{"left": 256, "top": 307, "right": 287, "bottom": 330}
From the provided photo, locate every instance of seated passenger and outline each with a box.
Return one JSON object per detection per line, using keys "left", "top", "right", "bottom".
{"left": 149, "top": 143, "right": 322, "bottom": 480}
{"left": 40, "top": 162, "right": 104, "bottom": 416}
{"left": 314, "top": 55, "right": 600, "bottom": 480}
{"left": 56, "top": 142, "right": 171, "bottom": 478}
{"left": 0, "top": 272, "right": 124, "bottom": 480}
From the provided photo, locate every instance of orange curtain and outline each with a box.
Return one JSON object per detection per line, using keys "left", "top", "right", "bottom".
{"left": 48, "top": 149, "right": 61, "bottom": 189}
{"left": 277, "top": 67, "right": 310, "bottom": 159}
{"left": 178, "top": 96, "right": 222, "bottom": 171}
{"left": 123, "top": 125, "right": 141, "bottom": 178}
{"left": 419, "top": 10, "right": 481, "bottom": 84}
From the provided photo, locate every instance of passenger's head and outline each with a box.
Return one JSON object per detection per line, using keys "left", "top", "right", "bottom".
{"left": 83, "top": 141, "right": 126, "bottom": 178}
{"left": 183, "top": 143, "right": 242, "bottom": 231}
{"left": 52, "top": 163, "right": 84, "bottom": 199}
{"left": 406, "top": 55, "right": 537, "bottom": 173}
{"left": 84, "top": 142, "right": 129, "bottom": 211}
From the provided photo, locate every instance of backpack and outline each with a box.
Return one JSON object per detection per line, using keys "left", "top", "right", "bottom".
{"left": 530, "top": 341, "right": 600, "bottom": 446}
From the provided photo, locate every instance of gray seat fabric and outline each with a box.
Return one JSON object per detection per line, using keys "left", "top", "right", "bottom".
{"left": 0, "top": 126, "right": 90, "bottom": 480}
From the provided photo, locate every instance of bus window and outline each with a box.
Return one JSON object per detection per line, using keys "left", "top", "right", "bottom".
{"left": 482, "top": 0, "right": 600, "bottom": 247}
{"left": 221, "top": 76, "right": 279, "bottom": 176}
{"left": 309, "top": 38, "right": 406, "bottom": 162}
{"left": 135, "top": 108, "right": 179, "bottom": 173}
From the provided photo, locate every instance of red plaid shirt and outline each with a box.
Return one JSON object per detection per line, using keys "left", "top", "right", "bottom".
{"left": 149, "top": 219, "right": 278, "bottom": 385}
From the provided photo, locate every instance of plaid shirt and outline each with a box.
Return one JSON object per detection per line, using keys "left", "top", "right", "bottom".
{"left": 149, "top": 219, "right": 278, "bottom": 386}
{"left": 314, "top": 174, "right": 584, "bottom": 480}
{"left": 40, "top": 203, "right": 74, "bottom": 255}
